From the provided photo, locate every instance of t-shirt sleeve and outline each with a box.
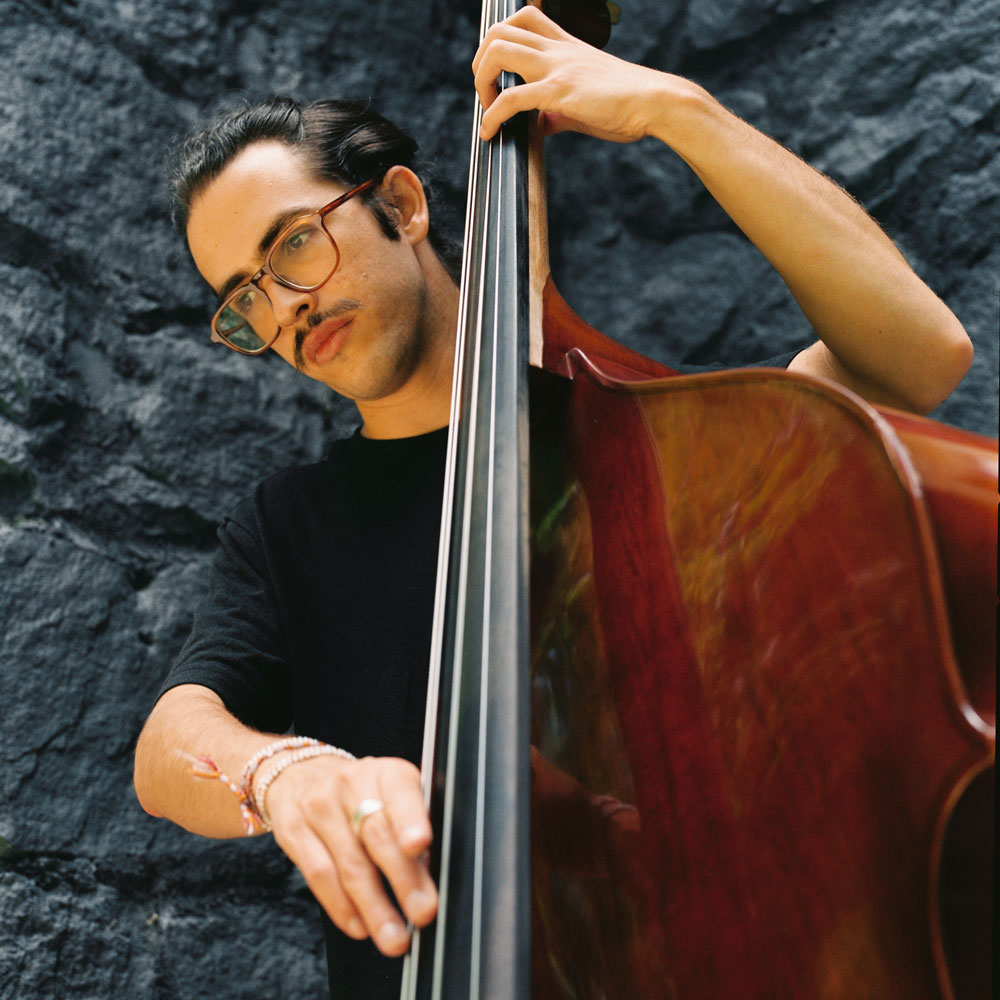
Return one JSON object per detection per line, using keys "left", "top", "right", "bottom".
{"left": 154, "top": 498, "right": 293, "bottom": 734}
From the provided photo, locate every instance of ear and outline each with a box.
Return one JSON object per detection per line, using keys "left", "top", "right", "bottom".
{"left": 380, "top": 166, "right": 430, "bottom": 245}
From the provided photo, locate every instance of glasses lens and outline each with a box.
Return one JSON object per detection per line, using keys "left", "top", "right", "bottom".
{"left": 215, "top": 287, "right": 277, "bottom": 353}
{"left": 270, "top": 221, "right": 338, "bottom": 288}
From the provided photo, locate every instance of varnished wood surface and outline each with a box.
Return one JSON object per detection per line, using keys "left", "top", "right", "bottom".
{"left": 527, "top": 357, "right": 994, "bottom": 999}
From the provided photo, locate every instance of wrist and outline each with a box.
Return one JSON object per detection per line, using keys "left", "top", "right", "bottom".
{"left": 644, "top": 75, "right": 731, "bottom": 164}
{"left": 253, "top": 744, "right": 356, "bottom": 829}
{"left": 185, "top": 735, "right": 355, "bottom": 835}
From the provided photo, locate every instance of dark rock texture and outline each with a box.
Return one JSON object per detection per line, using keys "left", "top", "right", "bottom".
{"left": 1, "top": 0, "right": 995, "bottom": 996}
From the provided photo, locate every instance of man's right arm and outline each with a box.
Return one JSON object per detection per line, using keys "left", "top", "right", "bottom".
{"left": 133, "top": 684, "right": 437, "bottom": 955}
{"left": 135, "top": 683, "right": 278, "bottom": 835}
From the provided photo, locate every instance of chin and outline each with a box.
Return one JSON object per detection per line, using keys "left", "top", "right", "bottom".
{"left": 347, "top": 333, "right": 426, "bottom": 401}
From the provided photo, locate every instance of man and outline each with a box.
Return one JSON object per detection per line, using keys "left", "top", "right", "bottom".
{"left": 133, "top": 8, "right": 973, "bottom": 998}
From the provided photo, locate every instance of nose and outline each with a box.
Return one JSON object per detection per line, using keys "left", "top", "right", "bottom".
{"left": 262, "top": 276, "right": 315, "bottom": 329}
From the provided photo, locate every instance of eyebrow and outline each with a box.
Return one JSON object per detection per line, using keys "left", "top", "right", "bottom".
{"left": 216, "top": 205, "right": 315, "bottom": 301}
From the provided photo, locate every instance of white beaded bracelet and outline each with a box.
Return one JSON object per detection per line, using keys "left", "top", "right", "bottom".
{"left": 242, "top": 736, "right": 323, "bottom": 791}
{"left": 254, "top": 744, "right": 356, "bottom": 831}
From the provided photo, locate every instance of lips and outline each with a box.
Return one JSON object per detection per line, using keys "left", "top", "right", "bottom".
{"left": 303, "top": 315, "right": 354, "bottom": 366}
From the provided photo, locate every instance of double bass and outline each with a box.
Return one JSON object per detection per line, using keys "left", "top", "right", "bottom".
{"left": 402, "top": 2, "right": 997, "bottom": 997}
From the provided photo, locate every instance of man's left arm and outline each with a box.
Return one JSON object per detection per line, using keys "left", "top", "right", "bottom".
{"left": 645, "top": 91, "right": 973, "bottom": 413}
{"left": 474, "top": 7, "right": 973, "bottom": 414}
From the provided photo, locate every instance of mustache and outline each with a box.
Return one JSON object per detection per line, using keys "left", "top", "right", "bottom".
{"left": 294, "top": 299, "right": 362, "bottom": 370}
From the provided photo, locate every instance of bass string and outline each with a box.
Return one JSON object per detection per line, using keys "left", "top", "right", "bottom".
{"left": 421, "top": 0, "right": 510, "bottom": 802}
{"left": 403, "top": 1, "right": 511, "bottom": 995}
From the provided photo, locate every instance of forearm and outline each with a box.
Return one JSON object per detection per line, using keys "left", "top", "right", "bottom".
{"left": 133, "top": 683, "right": 282, "bottom": 838}
{"left": 641, "top": 78, "right": 972, "bottom": 411}
{"left": 474, "top": 9, "right": 972, "bottom": 411}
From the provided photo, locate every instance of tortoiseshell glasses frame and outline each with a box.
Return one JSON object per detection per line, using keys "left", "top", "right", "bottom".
{"left": 209, "top": 178, "right": 376, "bottom": 355}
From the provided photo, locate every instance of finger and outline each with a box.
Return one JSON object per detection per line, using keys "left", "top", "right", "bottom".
{"left": 342, "top": 760, "right": 435, "bottom": 927}
{"left": 272, "top": 819, "right": 367, "bottom": 942}
{"left": 480, "top": 81, "right": 550, "bottom": 140}
{"left": 472, "top": 20, "right": 560, "bottom": 75}
{"left": 355, "top": 805, "right": 438, "bottom": 928}
{"left": 318, "top": 810, "right": 414, "bottom": 956}
{"left": 377, "top": 762, "right": 433, "bottom": 857}
{"left": 295, "top": 786, "right": 412, "bottom": 955}
{"left": 500, "top": 5, "right": 569, "bottom": 42}
{"left": 473, "top": 39, "right": 550, "bottom": 113}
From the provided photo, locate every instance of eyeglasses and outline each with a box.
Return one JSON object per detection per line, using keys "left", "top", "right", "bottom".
{"left": 210, "top": 179, "right": 376, "bottom": 355}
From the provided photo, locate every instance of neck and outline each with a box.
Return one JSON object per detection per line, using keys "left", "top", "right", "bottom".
{"left": 356, "top": 249, "right": 459, "bottom": 439}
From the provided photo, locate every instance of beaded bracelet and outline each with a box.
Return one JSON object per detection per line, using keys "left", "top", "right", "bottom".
{"left": 241, "top": 736, "right": 324, "bottom": 802}
{"left": 185, "top": 738, "right": 355, "bottom": 835}
{"left": 255, "top": 744, "right": 357, "bottom": 830}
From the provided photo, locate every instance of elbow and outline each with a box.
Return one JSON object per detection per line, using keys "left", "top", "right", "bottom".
{"left": 133, "top": 726, "right": 163, "bottom": 818}
{"left": 910, "top": 315, "right": 974, "bottom": 415}
{"left": 134, "top": 788, "right": 162, "bottom": 819}
{"left": 950, "top": 321, "right": 975, "bottom": 380}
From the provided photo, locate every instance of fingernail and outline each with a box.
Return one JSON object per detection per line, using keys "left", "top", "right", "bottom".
{"left": 346, "top": 917, "right": 366, "bottom": 939}
{"left": 378, "top": 920, "right": 409, "bottom": 950}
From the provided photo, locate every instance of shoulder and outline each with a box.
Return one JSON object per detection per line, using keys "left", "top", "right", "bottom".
{"left": 216, "top": 438, "right": 355, "bottom": 551}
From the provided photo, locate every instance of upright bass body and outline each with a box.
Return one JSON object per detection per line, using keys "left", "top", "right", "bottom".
{"left": 528, "top": 286, "right": 996, "bottom": 999}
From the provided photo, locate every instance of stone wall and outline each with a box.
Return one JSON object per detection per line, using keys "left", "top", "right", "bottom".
{"left": 1, "top": 0, "right": 996, "bottom": 996}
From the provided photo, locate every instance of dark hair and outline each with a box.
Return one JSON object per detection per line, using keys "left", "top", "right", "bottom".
{"left": 169, "top": 97, "right": 461, "bottom": 279}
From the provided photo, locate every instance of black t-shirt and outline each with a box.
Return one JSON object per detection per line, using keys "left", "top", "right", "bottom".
{"left": 159, "top": 426, "right": 447, "bottom": 1000}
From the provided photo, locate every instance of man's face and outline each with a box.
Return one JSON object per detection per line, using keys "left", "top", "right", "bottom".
{"left": 186, "top": 141, "right": 431, "bottom": 402}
